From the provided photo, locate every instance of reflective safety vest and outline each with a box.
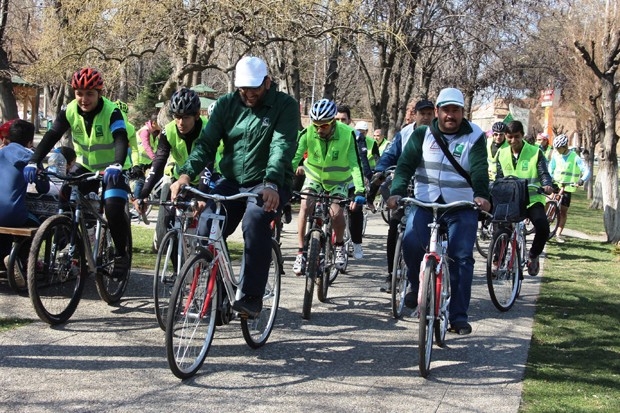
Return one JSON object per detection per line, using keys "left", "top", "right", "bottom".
{"left": 552, "top": 150, "right": 580, "bottom": 192}
{"left": 164, "top": 116, "right": 208, "bottom": 184}
{"left": 65, "top": 97, "right": 129, "bottom": 171}
{"left": 497, "top": 142, "right": 544, "bottom": 206}
{"left": 376, "top": 138, "right": 389, "bottom": 155}
{"left": 487, "top": 137, "right": 508, "bottom": 181}
{"left": 136, "top": 125, "right": 159, "bottom": 166}
{"left": 366, "top": 135, "right": 377, "bottom": 169}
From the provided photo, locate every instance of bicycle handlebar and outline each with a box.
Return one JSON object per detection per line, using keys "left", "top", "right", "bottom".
{"left": 181, "top": 185, "right": 258, "bottom": 202}
{"left": 42, "top": 170, "right": 102, "bottom": 183}
{"left": 398, "top": 197, "right": 486, "bottom": 214}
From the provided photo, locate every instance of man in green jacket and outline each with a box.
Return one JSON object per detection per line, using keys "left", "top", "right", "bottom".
{"left": 170, "top": 56, "right": 300, "bottom": 318}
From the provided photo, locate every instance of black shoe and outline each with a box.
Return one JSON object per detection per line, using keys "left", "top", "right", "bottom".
{"left": 404, "top": 291, "right": 417, "bottom": 309}
{"left": 232, "top": 295, "right": 263, "bottom": 319}
{"left": 110, "top": 255, "right": 130, "bottom": 280}
{"left": 448, "top": 322, "right": 472, "bottom": 335}
{"left": 283, "top": 203, "right": 292, "bottom": 224}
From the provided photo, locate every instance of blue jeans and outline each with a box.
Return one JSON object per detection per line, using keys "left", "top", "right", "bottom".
{"left": 197, "top": 179, "right": 287, "bottom": 298}
{"left": 403, "top": 206, "right": 478, "bottom": 325}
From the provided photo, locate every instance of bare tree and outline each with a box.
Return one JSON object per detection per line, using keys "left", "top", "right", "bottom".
{"left": 0, "top": 0, "right": 18, "bottom": 120}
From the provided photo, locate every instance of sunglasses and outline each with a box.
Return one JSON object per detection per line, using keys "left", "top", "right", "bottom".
{"left": 313, "top": 120, "right": 334, "bottom": 130}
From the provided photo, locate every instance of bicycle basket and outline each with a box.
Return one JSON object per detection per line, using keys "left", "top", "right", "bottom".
{"left": 490, "top": 177, "right": 529, "bottom": 222}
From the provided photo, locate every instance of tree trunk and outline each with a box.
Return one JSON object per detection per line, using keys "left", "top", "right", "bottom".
{"left": 599, "top": 78, "right": 620, "bottom": 243}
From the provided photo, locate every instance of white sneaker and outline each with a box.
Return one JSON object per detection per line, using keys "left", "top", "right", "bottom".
{"left": 353, "top": 243, "right": 364, "bottom": 259}
{"left": 335, "top": 245, "right": 347, "bottom": 269}
{"left": 292, "top": 253, "right": 305, "bottom": 276}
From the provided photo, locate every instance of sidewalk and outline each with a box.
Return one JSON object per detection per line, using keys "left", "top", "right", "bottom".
{"left": 0, "top": 213, "right": 542, "bottom": 413}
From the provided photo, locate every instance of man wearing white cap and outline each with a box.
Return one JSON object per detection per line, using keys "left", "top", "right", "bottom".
{"left": 170, "top": 56, "right": 300, "bottom": 318}
{"left": 387, "top": 87, "right": 491, "bottom": 335}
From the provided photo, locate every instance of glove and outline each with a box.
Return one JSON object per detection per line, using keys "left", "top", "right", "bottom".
{"left": 354, "top": 194, "right": 366, "bottom": 205}
{"left": 23, "top": 162, "right": 38, "bottom": 184}
{"left": 577, "top": 179, "right": 584, "bottom": 187}
{"left": 103, "top": 163, "right": 123, "bottom": 186}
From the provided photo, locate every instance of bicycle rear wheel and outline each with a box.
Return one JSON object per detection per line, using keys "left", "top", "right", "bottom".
{"left": 7, "top": 238, "right": 30, "bottom": 293}
{"left": 547, "top": 201, "right": 560, "bottom": 239}
{"left": 419, "top": 256, "right": 437, "bottom": 378}
{"left": 391, "top": 233, "right": 408, "bottom": 319}
{"left": 154, "top": 230, "right": 181, "bottom": 330}
{"left": 487, "top": 228, "right": 521, "bottom": 311}
{"left": 241, "top": 239, "right": 282, "bottom": 348}
{"left": 475, "top": 219, "right": 493, "bottom": 258}
{"left": 27, "top": 214, "right": 86, "bottom": 325}
{"left": 302, "top": 231, "right": 321, "bottom": 320}
{"left": 165, "top": 251, "right": 218, "bottom": 379}
{"left": 95, "top": 227, "right": 132, "bottom": 303}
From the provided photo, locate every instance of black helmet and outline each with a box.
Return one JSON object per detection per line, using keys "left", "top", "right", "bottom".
{"left": 169, "top": 88, "right": 201, "bottom": 116}
{"left": 492, "top": 122, "right": 507, "bottom": 133}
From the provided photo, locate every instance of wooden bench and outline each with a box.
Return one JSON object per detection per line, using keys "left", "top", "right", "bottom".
{"left": 0, "top": 226, "right": 39, "bottom": 237}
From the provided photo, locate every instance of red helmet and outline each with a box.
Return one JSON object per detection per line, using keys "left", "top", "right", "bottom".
{"left": 71, "top": 67, "right": 104, "bottom": 90}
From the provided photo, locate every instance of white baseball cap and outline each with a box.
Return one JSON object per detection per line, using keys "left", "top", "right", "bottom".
{"left": 436, "top": 87, "right": 465, "bottom": 108}
{"left": 354, "top": 121, "right": 369, "bottom": 131}
{"left": 234, "top": 56, "right": 268, "bottom": 88}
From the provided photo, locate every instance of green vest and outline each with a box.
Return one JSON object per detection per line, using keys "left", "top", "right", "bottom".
{"left": 377, "top": 138, "right": 389, "bottom": 155}
{"left": 552, "top": 151, "right": 580, "bottom": 192}
{"left": 164, "top": 116, "right": 208, "bottom": 183}
{"left": 365, "top": 135, "right": 377, "bottom": 169}
{"left": 136, "top": 125, "right": 159, "bottom": 166}
{"left": 540, "top": 144, "right": 552, "bottom": 161}
{"left": 65, "top": 97, "right": 129, "bottom": 171}
{"left": 487, "top": 137, "right": 508, "bottom": 181}
{"left": 497, "top": 142, "right": 544, "bottom": 206}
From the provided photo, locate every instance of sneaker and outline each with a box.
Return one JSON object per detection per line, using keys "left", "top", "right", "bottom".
{"left": 335, "top": 245, "right": 347, "bottom": 269}
{"left": 555, "top": 236, "right": 565, "bottom": 243}
{"left": 232, "top": 295, "right": 263, "bottom": 319}
{"left": 527, "top": 254, "right": 540, "bottom": 276}
{"left": 292, "top": 253, "right": 305, "bottom": 276}
{"left": 353, "top": 243, "right": 364, "bottom": 259}
{"left": 448, "top": 322, "right": 472, "bottom": 335}
{"left": 111, "top": 255, "right": 131, "bottom": 280}
{"left": 380, "top": 274, "right": 392, "bottom": 293}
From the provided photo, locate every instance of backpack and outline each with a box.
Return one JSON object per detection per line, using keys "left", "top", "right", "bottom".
{"left": 490, "top": 177, "right": 530, "bottom": 222}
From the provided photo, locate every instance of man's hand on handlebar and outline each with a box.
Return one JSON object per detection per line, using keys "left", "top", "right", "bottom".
{"left": 170, "top": 174, "right": 191, "bottom": 200}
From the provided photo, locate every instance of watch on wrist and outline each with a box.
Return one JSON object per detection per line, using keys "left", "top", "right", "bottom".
{"left": 264, "top": 181, "right": 278, "bottom": 192}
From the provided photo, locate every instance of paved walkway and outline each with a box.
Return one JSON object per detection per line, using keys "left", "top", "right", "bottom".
{"left": 0, "top": 212, "right": 544, "bottom": 412}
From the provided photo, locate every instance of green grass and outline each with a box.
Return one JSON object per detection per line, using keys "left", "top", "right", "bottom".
{"left": 0, "top": 318, "right": 32, "bottom": 332}
{"left": 520, "top": 191, "right": 620, "bottom": 412}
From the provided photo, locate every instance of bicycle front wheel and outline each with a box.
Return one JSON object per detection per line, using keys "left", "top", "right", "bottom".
{"left": 487, "top": 228, "right": 521, "bottom": 312}
{"left": 547, "top": 201, "right": 560, "bottom": 239}
{"left": 302, "top": 231, "right": 321, "bottom": 320}
{"left": 391, "top": 233, "right": 408, "bottom": 319}
{"left": 419, "top": 256, "right": 437, "bottom": 378}
{"left": 475, "top": 219, "right": 493, "bottom": 258}
{"left": 241, "top": 239, "right": 282, "bottom": 348}
{"left": 154, "top": 230, "right": 182, "bottom": 330}
{"left": 165, "top": 251, "right": 218, "bottom": 379}
{"left": 27, "top": 214, "right": 86, "bottom": 325}
{"left": 95, "top": 227, "right": 132, "bottom": 304}
{"left": 434, "top": 260, "right": 451, "bottom": 347}
{"left": 317, "top": 232, "right": 332, "bottom": 303}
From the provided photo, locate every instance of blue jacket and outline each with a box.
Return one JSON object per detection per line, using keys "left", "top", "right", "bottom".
{"left": 0, "top": 143, "right": 33, "bottom": 226}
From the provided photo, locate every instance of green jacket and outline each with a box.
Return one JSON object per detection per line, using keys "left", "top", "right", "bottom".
{"left": 179, "top": 85, "right": 300, "bottom": 189}
{"left": 391, "top": 118, "right": 490, "bottom": 201}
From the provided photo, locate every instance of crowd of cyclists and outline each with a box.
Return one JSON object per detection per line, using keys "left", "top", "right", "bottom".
{"left": 0, "top": 56, "right": 590, "bottom": 335}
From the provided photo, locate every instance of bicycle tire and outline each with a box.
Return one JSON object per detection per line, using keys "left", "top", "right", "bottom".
{"left": 165, "top": 251, "right": 218, "bottom": 379}
{"left": 391, "top": 233, "right": 408, "bottom": 319}
{"left": 362, "top": 208, "right": 368, "bottom": 236}
{"left": 302, "top": 231, "right": 321, "bottom": 320}
{"left": 154, "top": 230, "right": 181, "bottom": 330}
{"left": 317, "top": 233, "right": 331, "bottom": 303}
{"left": 380, "top": 199, "right": 391, "bottom": 224}
{"left": 7, "top": 238, "right": 30, "bottom": 293}
{"left": 27, "top": 214, "right": 86, "bottom": 325}
{"left": 241, "top": 239, "right": 282, "bottom": 348}
{"left": 547, "top": 201, "right": 560, "bottom": 239}
{"left": 327, "top": 231, "right": 339, "bottom": 285}
{"left": 475, "top": 219, "right": 493, "bottom": 258}
{"left": 95, "top": 227, "right": 132, "bottom": 304}
{"left": 487, "top": 228, "right": 521, "bottom": 312}
{"left": 434, "top": 254, "right": 450, "bottom": 347}
{"left": 419, "top": 256, "right": 437, "bottom": 378}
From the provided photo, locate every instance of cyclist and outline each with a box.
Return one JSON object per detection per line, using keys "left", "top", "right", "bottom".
{"left": 536, "top": 132, "right": 553, "bottom": 161}
{"left": 373, "top": 129, "right": 389, "bottom": 155}
{"left": 370, "top": 99, "right": 435, "bottom": 293}
{"left": 495, "top": 120, "right": 554, "bottom": 276}
{"left": 354, "top": 121, "right": 380, "bottom": 171}
{"left": 487, "top": 121, "right": 508, "bottom": 181}
{"left": 23, "top": 67, "right": 132, "bottom": 279}
{"left": 132, "top": 88, "right": 214, "bottom": 222}
{"left": 387, "top": 88, "right": 491, "bottom": 335}
{"left": 547, "top": 133, "right": 590, "bottom": 243}
{"left": 169, "top": 56, "right": 300, "bottom": 318}
{"left": 335, "top": 105, "right": 372, "bottom": 260}
{"left": 292, "top": 99, "right": 366, "bottom": 275}
{"left": 130, "top": 114, "right": 161, "bottom": 199}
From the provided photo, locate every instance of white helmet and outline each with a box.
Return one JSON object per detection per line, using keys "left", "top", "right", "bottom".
{"left": 310, "top": 99, "right": 337, "bottom": 122}
{"left": 354, "top": 121, "right": 369, "bottom": 131}
{"left": 553, "top": 134, "right": 568, "bottom": 148}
